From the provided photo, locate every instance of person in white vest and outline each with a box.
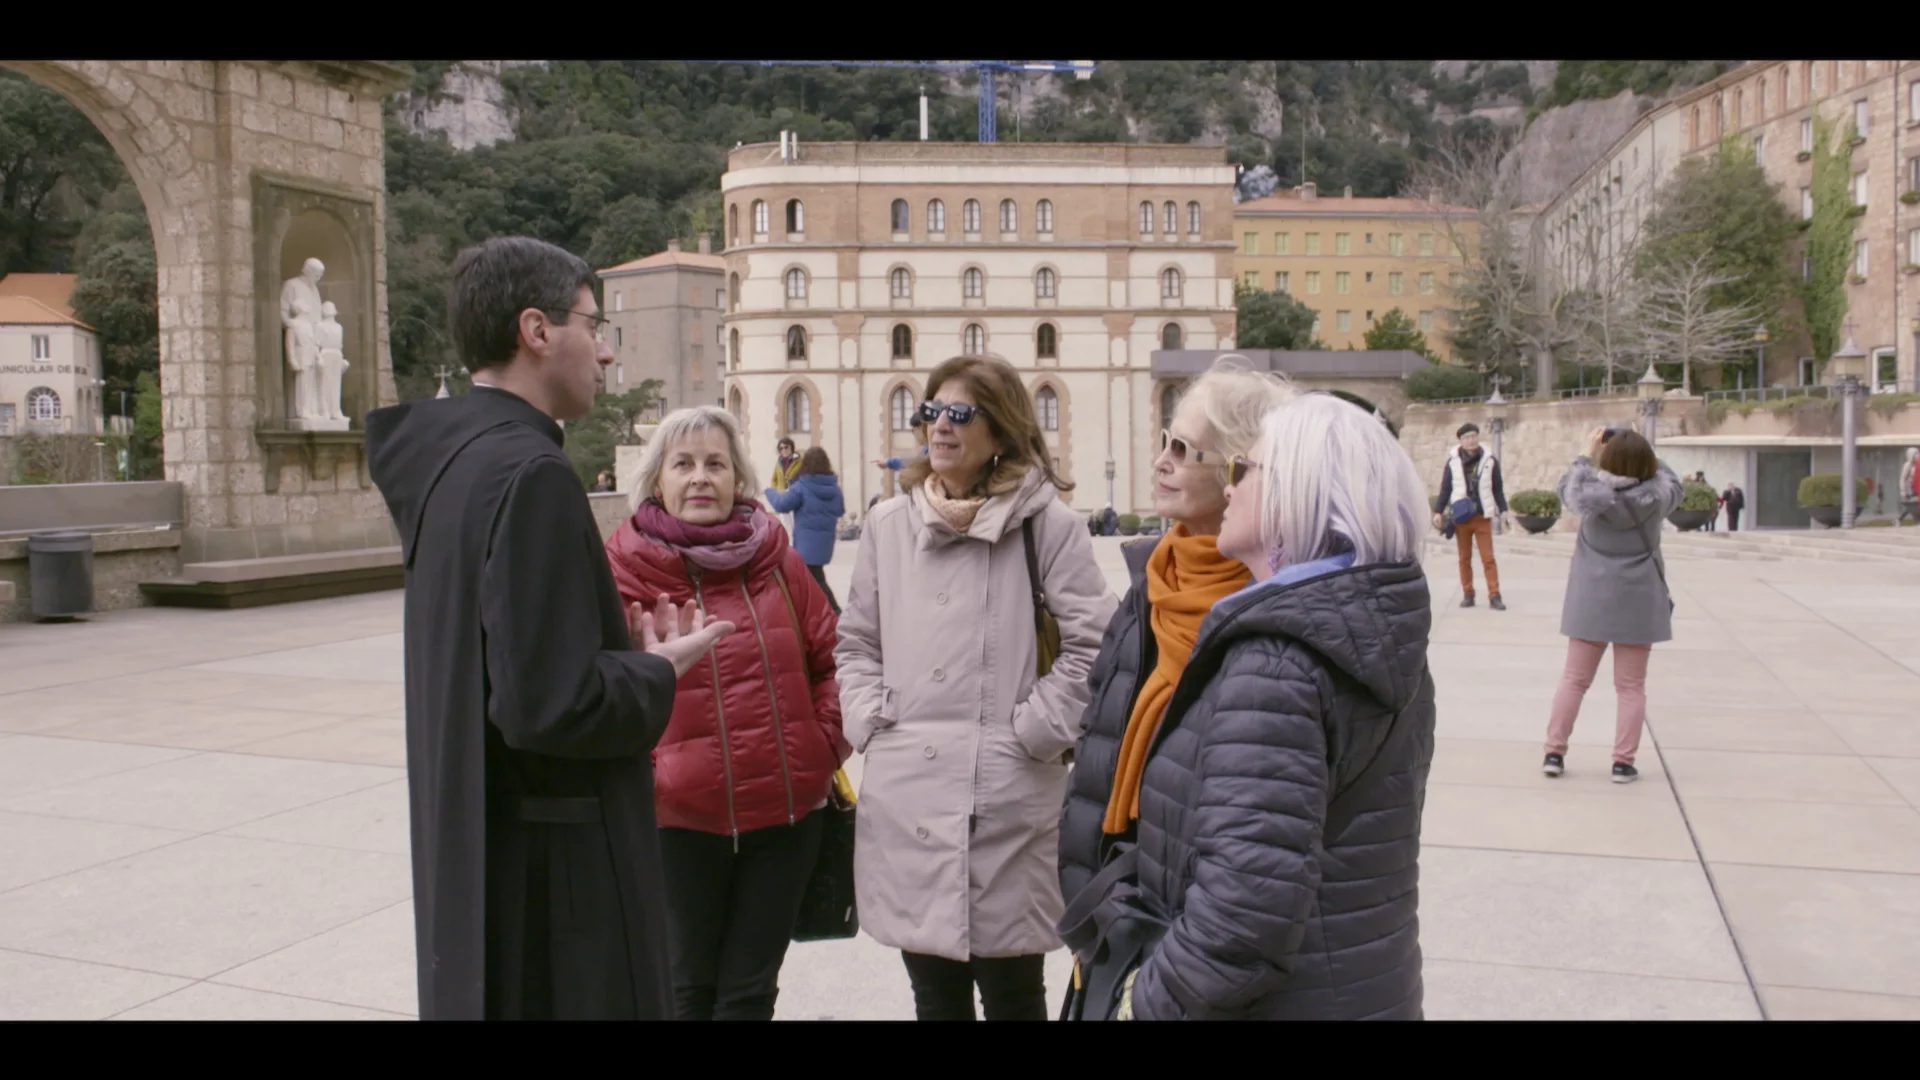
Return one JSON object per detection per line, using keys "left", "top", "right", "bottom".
{"left": 1432, "top": 422, "right": 1509, "bottom": 610}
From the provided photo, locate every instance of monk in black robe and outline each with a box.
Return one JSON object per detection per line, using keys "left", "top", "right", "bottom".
{"left": 367, "top": 236, "right": 732, "bottom": 1021}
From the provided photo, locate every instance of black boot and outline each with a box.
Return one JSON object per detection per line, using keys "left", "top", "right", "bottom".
{"left": 1461, "top": 592, "right": 1476, "bottom": 608}
{"left": 1490, "top": 595, "right": 1507, "bottom": 611}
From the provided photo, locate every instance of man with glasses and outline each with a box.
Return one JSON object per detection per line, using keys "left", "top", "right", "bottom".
{"left": 367, "top": 236, "right": 733, "bottom": 1021}
{"left": 1433, "top": 422, "right": 1509, "bottom": 610}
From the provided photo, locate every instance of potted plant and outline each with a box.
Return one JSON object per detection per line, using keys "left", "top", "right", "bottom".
{"left": 1139, "top": 515, "right": 1163, "bottom": 536}
{"left": 1902, "top": 191, "right": 1920, "bottom": 206}
{"left": 1117, "top": 513, "right": 1141, "bottom": 536}
{"left": 1798, "top": 473, "right": 1869, "bottom": 528}
{"left": 1668, "top": 482, "right": 1720, "bottom": 531}
{"left": 1510, "top": 489, "right": 1562, "bottom": 534}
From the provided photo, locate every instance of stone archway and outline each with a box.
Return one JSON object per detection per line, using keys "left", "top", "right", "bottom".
{"left": 0, "top": 60, "right": 409, "bottom": 566}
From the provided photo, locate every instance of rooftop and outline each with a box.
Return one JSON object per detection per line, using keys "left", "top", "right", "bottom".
{"left": 0, "top": 293, "right": 93, "bottom": 330}
{"left": 726, "top": 140, "right": 1229, "bottom": 172}
{"left": 1237, "top": 188, "right": 1474, "bottom": 218}
{"left": 0, "top": 273, "right": 80, "bottom": 316}
{"left": 599, "top": 238, "right": 724, "bottom": 276}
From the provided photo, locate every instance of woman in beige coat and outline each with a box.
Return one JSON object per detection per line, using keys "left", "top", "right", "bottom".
{"left": 835, "top": 354, "right": 1117, "bottom": 1021}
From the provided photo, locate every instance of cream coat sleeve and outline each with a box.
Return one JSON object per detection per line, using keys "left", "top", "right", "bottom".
{"left": 832, "top": 504, "right": 890, "bottom": 754}
{"left": 1010, "top": 505, "right": 1120, "bottom": 763}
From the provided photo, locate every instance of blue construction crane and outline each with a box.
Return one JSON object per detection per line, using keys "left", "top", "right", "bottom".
{"left": 690, "top": 60, "right": 1095, "bottom": 143}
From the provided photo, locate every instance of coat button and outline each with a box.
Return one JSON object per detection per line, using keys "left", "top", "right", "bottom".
{"left": 916, "top": 826, "right": 930, "bottom": 840}
{"left": 923, "top": 746, "right": 937, "bottom": 759}
{"left": 937, "top": 592, "right": 948, "bottom": 604}
{"left": 932, "top": 668, "right": 945, "bottom": 682}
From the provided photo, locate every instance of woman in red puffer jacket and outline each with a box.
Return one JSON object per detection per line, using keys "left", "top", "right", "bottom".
{"left": 605, "top": 406, "right": 848, "bottom": 1023}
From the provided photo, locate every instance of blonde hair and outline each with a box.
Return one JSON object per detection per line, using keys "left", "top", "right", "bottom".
{"left": 1247, "top": 393, "right": 1427, "bottom": 568}
{"left": 1172, "top": 355, "right": 1297, "bottom": 484}
{"left": 626, "top": 405, "right": 761, "bottom": 512}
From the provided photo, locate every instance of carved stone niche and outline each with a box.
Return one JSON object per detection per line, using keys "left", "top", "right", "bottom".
{"left": 252, "top": 174, "right": 378, "bottom": 494}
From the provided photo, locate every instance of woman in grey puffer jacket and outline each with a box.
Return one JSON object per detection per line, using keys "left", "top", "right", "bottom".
{"left": 1060, "top": 394, "right": 1436, "bottom": 1022}
{"left": 1542, "top": 427, "right": 1683, "bottom": 784}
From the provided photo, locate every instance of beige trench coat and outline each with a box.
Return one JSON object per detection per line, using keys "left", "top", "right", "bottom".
{"left": 834, "top": 469, "right": 1117, "bottom": 961}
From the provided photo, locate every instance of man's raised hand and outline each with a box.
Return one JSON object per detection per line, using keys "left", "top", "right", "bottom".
{"left": 631, "top": 593, "right": 735, "bottom": 679}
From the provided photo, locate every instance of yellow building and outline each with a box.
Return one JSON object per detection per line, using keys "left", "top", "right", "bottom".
{"left": 1233, "top": 183, "right": 1475, "bottom": 358}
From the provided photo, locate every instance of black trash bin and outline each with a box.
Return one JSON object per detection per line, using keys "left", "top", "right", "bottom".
{"left": 28, "top": 531, "right": 94, "bottom": 620}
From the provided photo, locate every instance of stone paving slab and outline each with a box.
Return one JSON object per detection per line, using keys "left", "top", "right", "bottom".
{"left": 2, "top": 537, "right": 1918, "bottom": 1020}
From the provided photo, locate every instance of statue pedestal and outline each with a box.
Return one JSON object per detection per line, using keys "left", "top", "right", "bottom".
{"left": 288, "top": 417, "right": 350, "bottom": 433}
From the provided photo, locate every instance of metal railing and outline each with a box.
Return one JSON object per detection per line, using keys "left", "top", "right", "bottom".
{"left": 1554, "top": 384, "right": 1639, "bottom": 399}
{"left": 1704, "top": 380, "right": 1916, "bottom": 404}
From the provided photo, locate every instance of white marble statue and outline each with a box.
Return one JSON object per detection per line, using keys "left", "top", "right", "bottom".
{"left": 315, "top": 301, "right": 350, "bottom": 421}
{"left": 279, "top": 258, "right": 347, "bottom": 430}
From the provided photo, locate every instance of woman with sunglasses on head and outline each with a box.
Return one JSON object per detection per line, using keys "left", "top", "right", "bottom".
{"left": 835, "top": 354, "right": 1117, "bottom": 1021}
{"left": 1060, "top": 393, "right": 1436, "bottom": 1021}
{"left": 1058, "top": 358, "right": 1295, "bottom": 917}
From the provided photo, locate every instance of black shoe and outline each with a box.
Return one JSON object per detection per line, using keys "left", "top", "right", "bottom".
{"left": 1490, "top": 595, "right": 1507, "bottom": 611}
{"left": 1461, "top": 594, "right": 1476, "bottom": 608}
{"left": 1612, "top": 763, "right": 1639, "bottom": 784}
{"left": 1543, "top": 753, "right": 1564, "bottom": 777}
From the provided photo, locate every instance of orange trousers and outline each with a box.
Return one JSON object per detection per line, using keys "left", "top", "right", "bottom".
{"left": 1455, "top": 514, "right": 1500, "bottom": 597}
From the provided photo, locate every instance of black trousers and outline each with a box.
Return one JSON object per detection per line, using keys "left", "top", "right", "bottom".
{"left": 900, "top": 951, "right": 1048, "bottom": 1021}
{"left": 658, "top": 811, "right": 823, "bottom": 1021}
{"left": 1727, "top": 508, "right": 1741, "bottom": 531}
{"left": 806, "top": 563, "right": 840, "bottom": 614}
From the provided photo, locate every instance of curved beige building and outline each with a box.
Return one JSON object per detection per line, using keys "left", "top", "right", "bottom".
{"left": 719, "top": 139, "right": 1236, "bottom": 516}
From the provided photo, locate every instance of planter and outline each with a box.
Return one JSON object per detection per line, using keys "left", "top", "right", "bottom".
{"left": 1806, "top": 505, "right": 1843, "bottom": 527}
{"left": 1849, "top": 275, "right": 1868, "bottom": 285}
{"left": 1667, "top": 508, "right": 1715, "bottom": 532}
{"left": 1516, "top": 514, "right": 1559, "bottom": 535}
{"left": 1118, "top": 524, "right": 1139, "bottom": 536}
{"left": 1847, "top": 204, "right": 1868, "bottom": 217}
{"left": 1795, "top": 150, "right": 1812, "bottom": 162}
{"left": 1902, "top": 191, "right": 1920, "bottom": 205}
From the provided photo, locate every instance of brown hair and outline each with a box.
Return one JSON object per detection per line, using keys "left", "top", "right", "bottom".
{"left": 900, "top": 355, "right": 1073, "bottom": 498}
{"left": 796, "top": 446, "right": 834, "bottom": 476}
{"left": 1598, "top": 430, "right": 1658, "bottom": 481}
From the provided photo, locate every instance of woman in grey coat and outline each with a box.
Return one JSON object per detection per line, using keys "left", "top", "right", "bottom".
{"left": 1543, "top": 427, "right": 1683, "bottom": 784}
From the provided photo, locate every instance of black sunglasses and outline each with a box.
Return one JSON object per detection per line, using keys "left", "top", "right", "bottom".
{"left": 1159, "top": 428, "right": 1228, "bottom": 468}
{"left": 916, "top": 401, "right": 986, "bottom": 427}
{"left": 1228, "top": 455, "right": 1262, "bottom": 488}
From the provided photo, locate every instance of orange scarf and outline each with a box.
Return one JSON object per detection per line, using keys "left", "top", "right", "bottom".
{"left": 1102, "top": 524, "right": 1249, "bottom": 833}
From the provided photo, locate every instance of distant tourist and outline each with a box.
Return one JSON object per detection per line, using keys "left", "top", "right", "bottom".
{"left": 771, "top": 436, "right": 802, "bottom": 536}
{"left": 1542, "top": 428, "right": 1683, "bottom": 784}
{"left": 764, "top": 446, "right": 848, "bottom": 613}
{"left": 591, "top": 470, "right": 615, "bottom": 493}
{"left": 1433, "top": 422, "right": 1510, "bottom": 610}
{"left": 604, "top": 405, "right": 848, "bottom": 1021}
{"left": 1901, "top": 449, "right": 1919, "bottom": 526}
{"left": 366, "top": 235, "right": 732, "bottom": 1021}
{"left": 835, "top": 354, "right": 1116, "bottom": 1021}
{"left": 1722, "top": 481, "right": 1746, "bottom": 532}
{"left": 1060, "top": 392, "right": 1436, "bottom": 1020}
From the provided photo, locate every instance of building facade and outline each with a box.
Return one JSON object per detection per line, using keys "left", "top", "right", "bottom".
{"left": 599, "top": 236, "right": 726, "bottom": 419}
{"left": 0, "top": 274, "right": 104, "bottom": 436}
{"left": 1232, "top": 184, "right": 1475, "bottom": 358}
{"left": 1538, "top": 58, "right": 1920, "bottom": 391}
{"left": 720, "top": 139, "right": 1237, "bottom": 516}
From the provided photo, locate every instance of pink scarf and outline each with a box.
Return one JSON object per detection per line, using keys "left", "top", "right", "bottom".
{"left": 631, "top": 497, "right": 772, "bottom": 574}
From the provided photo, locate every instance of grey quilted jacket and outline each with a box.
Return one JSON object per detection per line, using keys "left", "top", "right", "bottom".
{"left": 1110, "top": 559, "right": 1436, "bottom": 1021}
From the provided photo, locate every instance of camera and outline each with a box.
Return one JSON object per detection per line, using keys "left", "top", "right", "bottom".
{"left": 1601, "top": 428, "right": 1624, "bottom": 443}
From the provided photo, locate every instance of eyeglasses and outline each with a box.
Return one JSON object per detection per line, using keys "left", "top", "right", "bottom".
{"left": 1227, "top": 455, "right": 1262, "bottom": 488}
{"left": 916, "top": 401, "right": 986, "bottom": 426}
{"left": 1159, "top": 428, "right": 1228, "bottom": 468}
{"left": 549, "top": 309, "right": 609, "bottom": 340}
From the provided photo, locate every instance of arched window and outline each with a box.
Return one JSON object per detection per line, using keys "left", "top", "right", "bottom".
{"left": 784, "top": 386, "right": 812, "bottom": 434}
{"left": 1691, "top": 106, "right": 1702, "bottom": 147}
{"left": 963, "top": 323, "right": 985, "bottom": 355}
{"left": 891, "top": 324, "right": 913, "bottom": 359}
{"left": 786, "top": 326, "right": 807, "bottom": 361}
{"left": 1035, "top": 323, "right": 1058, "bottom": 359}
{"left": 1161, "top": 268, "right": 1183, "bottom": 301}
{"left": 1036, "top": 199, "right": 1054, "bottom": 233}
{"left": 890, "top": 267, "right": 912, "bottom": 299}
{"left": 962, "top": 199, "right": 982, "bottom": 233}
{"left": 25, "top": 387, "right": 60, "bottom": 421}
{"left": 727, "top": 385, "right": 744, "bottom": 422}
{"left": 786, "top": 199, "right": 805, "bottom": 234}
{"left": 1187, "top": 201, "right": 1201, "bottom": 234}
{"left": 1139, "top": 201, "right": 1154, "bottom": 234}
{"left": 752, "top": 200, "right": 769, "bottom": 234}
{"left": 891, "top": 198, "right": 910, "bottom": 233}
{"left": 729, "top": 328, "right": 740, "bottom": 370}
{"left": 963, "top": 267, "right": 984, "bottom": 299}
{"left": 1035, "top": 386, "right": 1060, "bottom": 431}
{"left": 928, "top": 199, "right": 947, "bottom": 233}
{"left": 785, "top": 268, "right": 807, "bottom": 300}
{"left": 728, "top": 204, "right": 739, "bottom": 246}
{"left": 1034, "top": 267, "right": 1056, "bottom": 299}
{"left": 1164, "top": 201, "right": 1177, "bottom": 234}
{"left": 1159, "top": 383, "right": 1180, "bottom": 429}
{"left": 890, "top": 386, "right": 914, "bottom": 431}
{"left": 728, "top": 272, "right": 740, "bottom": 309}
{"left": 999, "top": 198, "right": 1018, "bottom": 233}
{"left": 1161, "top": 323, "right": 1183, "bottom": 350}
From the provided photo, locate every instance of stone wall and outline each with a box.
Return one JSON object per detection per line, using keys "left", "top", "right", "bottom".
{"left": 0, "top": 529, "right": 183, "bottom": 622}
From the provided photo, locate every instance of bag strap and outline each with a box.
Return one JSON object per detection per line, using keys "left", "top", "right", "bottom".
{"left": 1022, "top": 517, "right": 1051, "bottom": 628}
{"left": 1630, "top": 505, "right": 1670, "bottom": 597}
{"left": 770, "top": 566, "right": 810, "bottom": 684}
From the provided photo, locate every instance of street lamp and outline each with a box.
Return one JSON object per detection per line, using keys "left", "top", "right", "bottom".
{"left": 1104, "top": 457, "right": 1116, "bottom": 516}
{"left": 1637, "top": 363, "right": 1665, "bottom": 447}
{"left": 1827, "top": 324, "right": 1869, "bottom": 529}
{"left": 1752, "top": 326, "right": 1770, "bottom": 394}
{"left": 89, "top": 377, "right": 108, "bottom": 481}
{"left": 1486, "top": 387, "right": 1509, "bottom": 535}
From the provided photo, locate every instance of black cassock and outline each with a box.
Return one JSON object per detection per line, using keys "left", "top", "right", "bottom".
{"left": 367, "top": 386, "right": 677, "bottom": 1021}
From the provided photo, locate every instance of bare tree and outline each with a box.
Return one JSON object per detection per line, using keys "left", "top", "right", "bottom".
{"left": 1636, "top": 251, "right": 1765, "bottom": 395}
{"left": 1557, "top": 163, "right": 1663, "bottom": 390}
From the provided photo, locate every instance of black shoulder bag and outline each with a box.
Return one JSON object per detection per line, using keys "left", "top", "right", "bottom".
{"left": 1022, "top": 518, "right": 1069, "bottom": 766}
{"left": 772, "top": 569, "right": 860, "bottom": 943}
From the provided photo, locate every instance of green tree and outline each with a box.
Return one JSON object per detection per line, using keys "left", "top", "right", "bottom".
{"left": 68, "top": 183, "right": 159, "bottom": 404}
{"left": 1362, "top": 308, "right": 1439, "bottom": 360}
{"left": 1803, "top": 112, "right": 1855, "bottom": 367}
{"left": 130, "top": 369, "right": 163, "bottom": 480}
{"left": 0, "top": 70, "right": 121, "bottom": 274}
{"left": 564, "top": 382, "right": 664, "bottom": 487}
{"left": 1234, "top": 283, "right": 1328, "bottom": 349}
{"left": 1405, "top": 362, "right": 1485, "bottom": 401}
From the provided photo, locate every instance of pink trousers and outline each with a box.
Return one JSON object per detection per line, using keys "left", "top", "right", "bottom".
{"left": 1544, "top": 638, "right": 1651, "bottom": 766}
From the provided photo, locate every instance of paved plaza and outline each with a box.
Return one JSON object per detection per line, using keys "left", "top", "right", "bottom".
{"left": 3, "top": 535, "right": 1920, "bottom": 1020}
